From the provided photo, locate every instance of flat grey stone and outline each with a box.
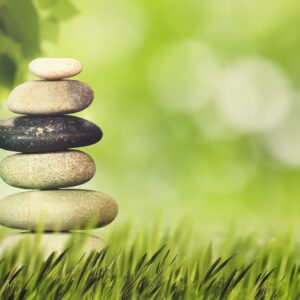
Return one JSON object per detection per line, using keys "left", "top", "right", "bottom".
{"left": 0, "top": 190, "right": 118, "bottom": 231}
{"left": 8, "top": 80, "right": 93, "bottom": 116}
{"left": 29, "top": 58, "right": 82, "bottom": 80}
{"left": 0, "top": 150, "right": 96, "bottom": 190}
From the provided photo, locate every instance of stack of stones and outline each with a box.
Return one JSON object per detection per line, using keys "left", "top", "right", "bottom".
{"left": 0, "top": 58, "right": 118, "bottom": 252}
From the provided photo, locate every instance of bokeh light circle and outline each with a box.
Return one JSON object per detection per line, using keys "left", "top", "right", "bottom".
{"left": 148, "top": 40, "right": 220, "bottom": 112}
{"left": 217, "top": 57, "right": 292, "bottom": 133}
{"left": 264, "top": 95, "right": 300, "bottom": 166}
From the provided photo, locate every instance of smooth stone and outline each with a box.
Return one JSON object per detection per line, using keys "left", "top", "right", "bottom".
{"left": 0, "top": 190, "right": 118, "bottom": 231}
{"left": 0, "top": 116, "right": 102, "bottom": 153}
{"left": 0, "top": 150, "right": 96, "bottom": 189}
{"left": 0, "top": 233, "right": 106, "bottom": 260}
{"left": 8, "top": 80, "right": 94, "bottom": 116}
{"left": 29, "top": 58, "right": 82, "bottom": 80}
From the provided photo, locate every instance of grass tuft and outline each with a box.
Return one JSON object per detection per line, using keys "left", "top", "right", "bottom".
{"left": 0, "top": 224, "right": 300, "bottom": 299}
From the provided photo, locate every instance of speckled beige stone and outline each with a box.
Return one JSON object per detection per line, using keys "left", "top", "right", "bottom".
{"left": 29, "top": 58, "right": 82, "bottom": 80}
{"left": 0, "top": 233, "right": 106, "bottom": 259}
{"left": 0, "top": 150, "right": 96, "bottom": 189}
{"left": 0, "top": 190, "right": 118, "bottom": 231}
{"left": 8, "top": 80, "right": 94, "bottom": 116}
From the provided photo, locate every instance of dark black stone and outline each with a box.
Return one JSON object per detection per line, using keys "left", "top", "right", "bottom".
{"left": 0, "top": 116, "right": 103, "bottom": 153}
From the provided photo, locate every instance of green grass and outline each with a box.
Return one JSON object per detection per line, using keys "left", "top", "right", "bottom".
{"left": 0, "top": 223, "right": 300, "bottom": 299}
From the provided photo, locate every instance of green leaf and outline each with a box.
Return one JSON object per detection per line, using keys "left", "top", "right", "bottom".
{"left": 0, "top": 54, "right": 17, "bottom": 87}
{"left": 37, "top": 0, "right": 58, "bottom": 9}
{"left": 41, "top": 16, "right": 59, "bottom": 43}
{"left": 0, "top": 0, "right": 78, "bottom": 89}
{"left": 50, "top": 0, "right": 78, "bottom": 21}
{"left": 0, "top": 0, "right": 40, "bottom": 57}
{"left": 0, "top": 32, "right": 22, "bottom": 61}
{"left": 14, "top": 59, "right": 30, "bottom": 85}
{"left": 0, "top": 0, "right": 7, "bottom": 7}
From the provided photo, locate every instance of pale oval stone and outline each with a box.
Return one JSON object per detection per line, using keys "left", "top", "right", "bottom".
{"left": 8, "top": 80, "right": 94, "bottom": 116}
{"left": 0, "top": 150, "right": 96, "bottom": 189}
{"left": 29, "top": 58, "right": 82, "bottom": 80}
{"left": 0, "top": 233, "right": 106, "bottom": 260}
{"left": 0, "top": 190, "right": 118, "bottom": 231}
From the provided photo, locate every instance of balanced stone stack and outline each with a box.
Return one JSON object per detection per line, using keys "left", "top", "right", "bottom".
{"left": 0, "top": 58, "right": 118, "bottom": 247}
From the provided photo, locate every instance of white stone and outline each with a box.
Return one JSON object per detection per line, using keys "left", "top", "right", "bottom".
{"left": 29, "top": 58, "right": 82, "bottom": 80}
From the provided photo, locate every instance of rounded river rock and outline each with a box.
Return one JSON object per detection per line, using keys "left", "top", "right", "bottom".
{"left": 0, "top": 150, "right": 96, "bottom": 189}
{"left": 0, "top": 190, "right": 118, "bottom": 231}
{"left": 29, "top": 58, "right": 82, "bottom": 80}
{"left": 8, "top": 80, "right": 94, "bottom": 116}
{"left": 0, "top": 116, "right": 102, "bottom": 153}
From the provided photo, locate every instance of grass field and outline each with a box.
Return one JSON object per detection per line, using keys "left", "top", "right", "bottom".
{"left": 0, "top": 223, "right": 300, "bottom": 299}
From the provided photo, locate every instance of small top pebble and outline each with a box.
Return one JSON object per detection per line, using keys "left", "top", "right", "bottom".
{"left": 29, "top": 58, "right": 82, "bottom": 80}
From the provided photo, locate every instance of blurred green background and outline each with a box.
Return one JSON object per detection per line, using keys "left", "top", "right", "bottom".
{"left": 1, "top": 0, "right": 300, "bottom": 236}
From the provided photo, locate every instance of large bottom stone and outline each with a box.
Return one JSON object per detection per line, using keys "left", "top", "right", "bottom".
{"left": 0, "top": 190, "right": 118, "bottom": 231}
{"left": 0, "top": 150, "right": 96, "bottom": 189}
{"left": 0, "top": 233, "right": 106, "bottom": 260}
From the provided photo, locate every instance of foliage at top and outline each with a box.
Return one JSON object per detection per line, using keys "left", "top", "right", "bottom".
{"left": 0, "top": 0, "right": 78, "bottom": 89}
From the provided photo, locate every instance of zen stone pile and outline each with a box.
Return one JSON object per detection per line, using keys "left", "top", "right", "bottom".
{"left": 0, "top": 58, "right": 118, "bottom": 252}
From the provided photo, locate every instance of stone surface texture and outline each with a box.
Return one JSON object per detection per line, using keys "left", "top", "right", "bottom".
{"left": 0, "top": 150, "right": 96, "bottom": 189}
{"left": 29, "top": 58, "right": 82, "bottom": 80}
{"left": 0, "top": 57, "right": 118, "bottom": 235}
{"left": 8, "top": 80, "right": 94, "bottom": 116}
{"left": 0, "top": 116, "right": 103, "bottom": 153}
{"left": 0, "top": 190, "right": 118, "bottom": 231}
